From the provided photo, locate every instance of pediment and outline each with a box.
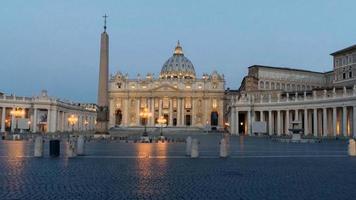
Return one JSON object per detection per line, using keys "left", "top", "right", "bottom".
{"left": 152, "top": 84, "right": 180, "bottom": 92}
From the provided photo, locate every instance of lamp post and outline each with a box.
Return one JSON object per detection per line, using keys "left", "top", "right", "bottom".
{"left": 68, "top": 114, "right": 78, "bottom": 133}
{"left": 84, "top": 120, "right": 89, "bottom": 131}
{"left": 139, "top": 107, "right": 151, "bottom": 137}
{"left": 10, "top": 108, "right": 25, "bottom": 133}
{"left": 157, "top": 116, "right": 167, "bottom": 138}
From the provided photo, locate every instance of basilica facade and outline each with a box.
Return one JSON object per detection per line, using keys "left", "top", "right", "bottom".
{"left": 108, "top": 42, "right": 225, "bottom": 129}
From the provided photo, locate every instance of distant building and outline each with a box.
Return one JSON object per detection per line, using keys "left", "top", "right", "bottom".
{"left": 0, "top": 90, "right": 97, "bottom": 133}
{"left": 331, "top": 45, "right": 356, "bottom": 87}
{"left": 228, "top": 45, "right": 356, "bottom": 137}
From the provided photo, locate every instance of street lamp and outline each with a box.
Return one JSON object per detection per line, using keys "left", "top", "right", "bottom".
{"left": 10, "top": 108, "right": 25, "bottom": 133}
{"left": 84, "top": 120, "right": 89, "bottom": 131}
{"left": 157, "top": 116, "right": 167, "bottom": 138}
{"left": 68, "top": 114, "right": 78, "bottom": 133}
{"left": 139, "top": 107, "right": 151, "bottom": 137}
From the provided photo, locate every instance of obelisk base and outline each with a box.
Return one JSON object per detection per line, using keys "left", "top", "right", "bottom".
{"left": 95, "top": 106, "right": 109, "bottom": 137}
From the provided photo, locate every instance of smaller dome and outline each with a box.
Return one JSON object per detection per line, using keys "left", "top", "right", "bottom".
{"left": 160, "top": 41, "right": 196, "bottom": 79}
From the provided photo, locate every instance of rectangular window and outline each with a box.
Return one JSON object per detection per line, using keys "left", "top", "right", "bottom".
{"left": 343, "top": 73, "right": 346, "bottom": 79}
{"left": 185, "top": 98, "right": 192, "bottom": 109}
{"left": 163, "top": 98, "right": 169, "bottom": 109}
{"left": 349, "top": 71, "right": 353, "bottom": 78}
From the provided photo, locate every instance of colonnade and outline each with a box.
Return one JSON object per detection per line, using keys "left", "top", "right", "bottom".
{"left": 230, "top": 106, "right": 356, "bottom": 137}
{"left": 0, "top": 106, "right": 96, "bottom": 133}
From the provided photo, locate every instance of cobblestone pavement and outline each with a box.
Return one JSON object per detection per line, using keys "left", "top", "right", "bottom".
{"left": 0, "top": 135, "right": 355, "bottom": 200}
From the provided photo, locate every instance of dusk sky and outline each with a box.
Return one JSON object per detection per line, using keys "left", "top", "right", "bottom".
{"left": 0, "top": 0, "right": 355, "bottom": 103}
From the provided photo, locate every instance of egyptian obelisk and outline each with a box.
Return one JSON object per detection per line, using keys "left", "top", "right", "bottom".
{"left": 95, "top": 15, "right": 109, "bottom": 135}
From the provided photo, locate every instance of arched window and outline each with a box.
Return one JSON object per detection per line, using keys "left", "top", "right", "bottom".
{"left": 260, "top": 81, "right": 265, "bottom": 89}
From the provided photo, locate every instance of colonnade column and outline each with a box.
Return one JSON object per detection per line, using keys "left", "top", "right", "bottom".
{"left": 61, "top": 111, "right": 65, "bottom": 132}
{"left": 343, "top": 107, "right": 347, "bottom": 136}
{"left": 353, "top": 106, "right": 356, "bottom": 138}
{"left": 277, "top": 110, "right": 281, "bottom": 135}
{"left": 11, "top": 107, "right": 15, "bottom": 132}
{"left": 268, "top": 110, "right": 273, "bottom": 135}
{"left": 313, "top": 108, "right": 318, "bottom": 137}
{"left": 304, "top": 109, "right": 308, "bottom": 135}
{"left": 285, "top": 110, "right": 289, "bottom": 134}
{"left": 248, "top": 110, "right": 252, "bottom": 135}
{"left": 47, "top": 109, "right": 51, "bottom": 133}
{"left": 1, "top": 107, "right": 5, "bottom": 132}
{"left": 230, "top": 107, "right": 236, "bottom": 134}
{"left": 53, "top": 109, "right": 58, "bottom": 132}
{"left": 323, "top": 108, "right": 327, "bottom": 137}
{"left": 260, "top": 111, "right": 264, "bottom": 122}
{"left": 333, "top": 107, "right": 337, "bottom": 137}
{"left": 235, "top": 109, "right": 239, "bottom": 135}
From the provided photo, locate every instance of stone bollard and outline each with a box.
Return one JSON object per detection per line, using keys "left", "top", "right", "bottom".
{"left": 348, "top": 139, "right": 356, "bottom": 156}
{"left": 34, "top": 136, "right": 43, "bottom": 157}
{"left": 76, "top": 135, "right": 85, "bottom": 156}
{"left": 186, "top": 136, "right": 192, "bottom": 156}
{"left": 191, "top": 139, "right": 199, "bottom": 158}
{"left": 220, "top": 138, "right": 228, "bottom": 158}
{"left": 67, "top": 138, "right": 77, "bottom": 158}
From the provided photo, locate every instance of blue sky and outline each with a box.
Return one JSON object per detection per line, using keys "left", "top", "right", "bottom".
{"left": 0, "top": 0, "right": 355, "bottom": 102}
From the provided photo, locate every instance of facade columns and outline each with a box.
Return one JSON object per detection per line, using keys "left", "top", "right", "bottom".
{"left": 260, "top": 111, "right": 264, "bottom": 122}
{"left": 1, "top": 107, "right": 5, "bottom": 132}
{"left": 169, "top": 99, "right": 173, "bottom": 126}
{"left": 285, "top": 110, "right": 289, "bottom": 134}
{"left": 343, "top": 106, "right": 347, "bottom": 136}
{"left": 125, "top": 98, "right": 129, "bottom": 126}
{"left": 177, "top": 98, "right": 181, "bottom": 126}
{"left": 181, "top": 98, "right": 185, "bottom": 126}
{"left": 313, "top": 108, "right": 318, "bottom": 137}
{"left": 277, "top": 110, "right": 281, "bottom": 135}
{"left": 295, "top": 109, "right": 298, "bottom": 121}
{"left": 158, "top": 99, "right": 162, "bottom": 118}
{"left": 268, "top": 110, "right": 273, "bottom": 135}
{"left": 136, "top": 98, "right": 141, "bottom": 126}
{"left": 333, "top": 107, "right": 337, "bottom": 137}
{"left": 323, "top": 108, "right": 327, "bottom": 137}
{"left": 304, "top": 109, "right": 308, "bottom": 135}
{"left": 150, "top": 98, "right": 154, "bottom": 126}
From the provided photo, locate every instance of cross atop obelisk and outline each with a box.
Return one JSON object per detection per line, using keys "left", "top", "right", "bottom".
{"left": 103, "top": 14, "right": 108, "bottom": 32}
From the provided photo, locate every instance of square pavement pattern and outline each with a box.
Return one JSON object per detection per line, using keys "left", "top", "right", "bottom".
{"left": 0, "top": 135, "right": 356, "bottom": 200}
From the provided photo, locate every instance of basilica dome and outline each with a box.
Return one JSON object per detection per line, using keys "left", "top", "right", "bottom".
{"left": 160, "top": 41, "right": 196, "bottom": 79}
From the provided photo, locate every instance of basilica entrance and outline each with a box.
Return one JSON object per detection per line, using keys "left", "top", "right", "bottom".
{"left": 210, "top": 111, "right": 218, "bottom": 130}
{"left": 115, "top": 109, "right": 122, "bottom": 125}
{"left": 185, "top": 115, "right": 191, "bottom": 126}
{"left": 163, "top": 114, "right": 169, "bottom": 125}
